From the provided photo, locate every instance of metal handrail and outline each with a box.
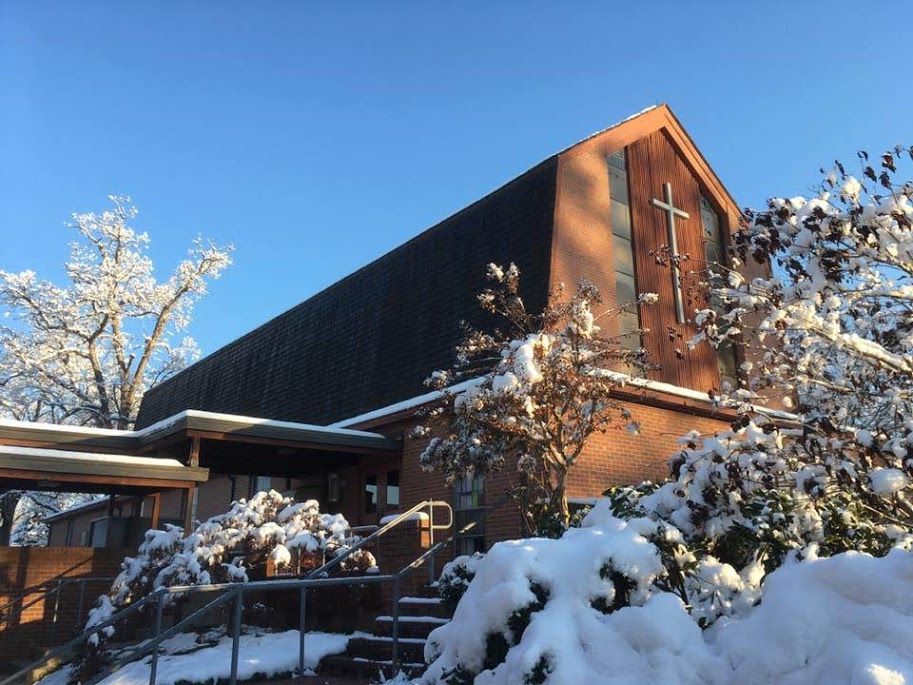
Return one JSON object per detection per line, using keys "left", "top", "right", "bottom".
{"left": 1, "top": 498, "right": 472, "bottom": 685}
{"left": 0, "top": 584, "right": 170, "bottom": 685}
{"left": 306, "top": 499, "right": 452, "bottom": 580}
{"left": 0, "top": 576, "right": 116, "bottom": 634}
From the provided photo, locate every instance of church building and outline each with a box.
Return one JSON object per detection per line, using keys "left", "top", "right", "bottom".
{"left": 4, "top": 105, "right": 751, "bottom": 556}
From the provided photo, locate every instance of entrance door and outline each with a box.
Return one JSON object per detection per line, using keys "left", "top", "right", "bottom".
{"left": 360, "top": 466, "right": 401, "bottom": 525}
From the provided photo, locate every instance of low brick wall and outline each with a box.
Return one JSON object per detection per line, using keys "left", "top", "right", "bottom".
{"left": 0, "top": 547, "right": 131, "bottom": 668}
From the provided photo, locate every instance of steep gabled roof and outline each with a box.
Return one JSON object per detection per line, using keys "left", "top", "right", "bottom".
{"left": 136, "top": 105, "right": 739, "bottom": 430}
{"left": 136, "top": 155, "right": 559, "bottom": 428}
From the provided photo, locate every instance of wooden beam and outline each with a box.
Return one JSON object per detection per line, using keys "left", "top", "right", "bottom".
{"left": 186, "top": 429, "right": 400, "bottom": 456}
{"left": 0, "top": 468, "right": 203, "bottom": 491}
{"left": 150, "top": 493, "right": 161, "bottom": 529}
{"left": 189, "top": 436, "right": 201, "bottom": 467}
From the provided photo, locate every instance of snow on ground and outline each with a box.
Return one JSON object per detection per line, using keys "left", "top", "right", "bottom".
{"left": 40, "top": 630, "right": 361, "bottom": 685}
{"left": 710, "top": 548, "right": 913, "bottom": 685}
{"left": 420, "top": 513, "right": 913, "bottom": 685}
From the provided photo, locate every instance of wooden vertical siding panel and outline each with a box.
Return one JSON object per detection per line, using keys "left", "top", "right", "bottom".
{"left": 627, "top": 136, "right": 680, "bottom": 386}
{"left": 627, "top": 130, "right": 723, "bottom": 392}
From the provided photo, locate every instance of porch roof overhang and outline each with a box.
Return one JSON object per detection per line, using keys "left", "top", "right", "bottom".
{"left": 0, "top": 410, "right": 403, "bottom": 479}
{"left": 0, "top": 444, "right": 210, "bottom": 495}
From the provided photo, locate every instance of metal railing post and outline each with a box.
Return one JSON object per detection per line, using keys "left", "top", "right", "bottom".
{"left": 229, "top": 589, "right": 243, "bottom": 685}
{"left": 50, "top": 579, "right": 62, "bottom": 644}
{"left": 149, "top": 591, "right": 165, "bottom": 685}
{"left": 75, "top": 580, "right": 87, "bottom": 632}
{"left": 298, "top": 587, "right": 307, "bottom": 675}
{"left": 391, "top": 575, "right": 401, "bottom": 671}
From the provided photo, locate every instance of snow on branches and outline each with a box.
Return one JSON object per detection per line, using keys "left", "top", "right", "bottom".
{"left": 417, "top": 263, "right": 655, "bottom": 536}
{"left": 646, "top": 147, "right": 913, "bottom": 602}
{"left": 0, "top": 195, "right": 232, "bottom": 430}
{"left": 105, "top": 491, "right": 356, "bottom": 612}
{"left": 77, "top": 491, "right": 369, "bottom": 680}
{"left": 695, "top": 146, "right": 913, "bottom": 443}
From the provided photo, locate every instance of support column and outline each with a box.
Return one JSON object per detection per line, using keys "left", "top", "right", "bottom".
{"left": 183, "top": 437, "right": 201, "bottom": 532}
{"left": 150, "top": 492, "right": 161, "bottom": 529}
{"left": 106, "top": 494, "right": 116, "bottom": 547}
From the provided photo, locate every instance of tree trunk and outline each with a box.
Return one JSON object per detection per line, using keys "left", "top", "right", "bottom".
{"left": 0, "top": 492, "right": 21, "bottom": 546}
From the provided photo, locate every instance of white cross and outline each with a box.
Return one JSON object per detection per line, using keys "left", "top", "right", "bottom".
{"left": 650, "top": 182, "right": 690, "bottom": 324}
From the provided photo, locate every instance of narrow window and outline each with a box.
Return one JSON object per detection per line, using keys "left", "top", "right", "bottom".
{"left": 364, "top": 474, "right": 378, "bottom": 514}
{"left": 453, "top": 474, "right": 485, "bottom": 555}
{"left": 386, "top": 470, "right": 400, "bottom": 509}
{"left": 608, "top": 149, "right": 641, "bottom": 356}
{"left": 700, "top": 195, "right": 738, "bottom": 388}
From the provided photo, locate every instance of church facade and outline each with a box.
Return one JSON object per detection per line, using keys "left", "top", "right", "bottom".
{"left": 40, "top": 105, "right": 750, "bottom": 553}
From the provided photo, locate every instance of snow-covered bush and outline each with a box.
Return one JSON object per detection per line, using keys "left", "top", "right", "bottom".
{"left": 74, "top": 491, "right": 369, "bottom": 682}
{"left": 422, "top": 516, "right": 913, "bottom": 685}
{"left": 611, "top": 418, "right": 913, "bottom": 569}
{"left": 107, "top": 491, "right": 355, "bottom": 607}
{"left": 418, "top": 264, "right": 654, "bottom": 535}
{"left": 422, "top": 510, "right": 716, "bottom": 685}
{"left": 437, "top": 553, "right": 485, "bottom": 615}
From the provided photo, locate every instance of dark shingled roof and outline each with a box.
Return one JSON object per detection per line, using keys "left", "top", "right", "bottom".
{"left": 135, "top": 157, "right": 559, "bottom": 429}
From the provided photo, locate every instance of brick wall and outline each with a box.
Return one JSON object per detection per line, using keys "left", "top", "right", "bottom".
{"left": 0, "top": 547, "right": 131, "bottom": 665}
{"left": 362, "top": 394, "right": 734, "bottom": 563}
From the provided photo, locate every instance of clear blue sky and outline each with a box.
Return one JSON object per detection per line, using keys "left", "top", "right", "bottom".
{"left": 1, "top": 2, "right": 907, "bottom": 354}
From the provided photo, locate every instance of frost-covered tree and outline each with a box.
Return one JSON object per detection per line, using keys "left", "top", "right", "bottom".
{"left": 418, "top": 264, "right": 654, "bottom": 535}
{"left": 0, "top": 195, "right": 232, "bottom": 429}
{"left": 0, "top": 195, "right": 232, "bottom": 544}
{"left": 697, "top": 146, "right": 913, "bottom": 432}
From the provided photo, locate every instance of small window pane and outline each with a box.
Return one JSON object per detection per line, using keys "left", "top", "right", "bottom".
{"left": 718, "top": 341, "right": 739, "bottom": 389}
{"left": 364, "top": 474, "right": 378, "bottom": 514}
{"left": 704, "top": 242, "right": 723, "bottom": 270}
{"left": 613, "top": 235, "right": 635, "bottom": 276}
{"left": 615, "top": 272, "right": 637, "bottom": 306}
{"left": 608, "top": 166, "right": 629, "bottom": 206}
{"left": 607, "top": 149, "right": 627, "bottom": 171}
{"left": 454, "top": 474, "right": 484, "bottom": 510}
{"left": 610, "top": 201, "right": 631, "bottom": 239}
{"left": 700, "top": 195, "right": 722, "bottom": 245}
{"left": 386, "top": 470, "right": 400, "bottom": 509}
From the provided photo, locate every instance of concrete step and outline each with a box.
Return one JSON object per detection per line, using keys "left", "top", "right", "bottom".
{"left": 410, "top": 583, "right": 441, "bottom": 600}
{"left": 345, "top": 636, "right": 426, "bottom": 664}
{"left": 318, "top": 654, "right": 425, "bottom": 681}
{"left": 375, "top": 614, "right": 449, "bottom": 640}
{"left": 398, "top": 596, "right": 449, "bottom": 619}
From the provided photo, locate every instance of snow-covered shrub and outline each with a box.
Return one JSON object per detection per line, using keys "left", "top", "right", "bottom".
{"left": 422, "top": 518, "right": 913, "bottom": 685}
{"left": 421, "top": 512, "right": 713, "bottom": 685}
{"left": 438, "top": 553, "right": 485, "bottom": 615}
{"left": 418, "top": 264, "right": 655, "bottom": 535}
{"left": 74, "top": 491, "right": 367, "bottom": 682}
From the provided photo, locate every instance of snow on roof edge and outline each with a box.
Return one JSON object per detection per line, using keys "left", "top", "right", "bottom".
{"left": 44, "top": 496, "right": 110, "bottom": 522}
{"left": 0, "top": 444, "right": 189, "bottom": 468}
{"left": 0, "top": 408, "right": 395, "bottom": 443}
{"left": 331, "top": 374, "right": 797, "bottom": 429}
{"left": 329, "top": 378, "right": 483, "bottom": 428}
{"left": 551, "top": 104, "right": 660, "bottom": 158}
{"left": 0, "top": 417, "right": 133, "bottom": 438}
